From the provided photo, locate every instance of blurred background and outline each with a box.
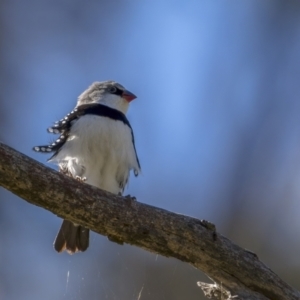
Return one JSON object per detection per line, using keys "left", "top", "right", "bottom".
{"left": 1, "top": 0, "right": 300, "bottom": 299}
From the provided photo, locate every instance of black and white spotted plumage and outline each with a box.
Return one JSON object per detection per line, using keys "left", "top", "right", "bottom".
{"left": 33, "top": 81, "right": 140, "bottom": 254}
{"left": 33, "top": 103, "right": 140, "bottom": 174}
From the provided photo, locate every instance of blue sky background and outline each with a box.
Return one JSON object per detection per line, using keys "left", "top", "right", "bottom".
{"left": 1, "top": 1, "right": 300, "bottom": 299}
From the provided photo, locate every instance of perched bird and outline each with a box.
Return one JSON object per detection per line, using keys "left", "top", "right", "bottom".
{"left": 33, "top": 81, "right": 140, "bottom": 254}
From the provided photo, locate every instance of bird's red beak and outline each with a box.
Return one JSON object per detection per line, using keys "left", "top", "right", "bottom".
{"left": 122, "top": 89, "right": 137, "bottom": 102}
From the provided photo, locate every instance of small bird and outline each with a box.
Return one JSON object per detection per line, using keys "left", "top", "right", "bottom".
{"left": 33, "top": 81, "right": 140, "bottom": 254}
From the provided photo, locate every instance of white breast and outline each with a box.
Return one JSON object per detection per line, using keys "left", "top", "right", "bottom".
{"left": 50, "top": 115, "right": 140, "bottom": 194}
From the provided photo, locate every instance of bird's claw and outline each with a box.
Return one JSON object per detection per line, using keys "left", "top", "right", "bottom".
{"left": 125, "top": 194, "right": 136, "bottom": 201}
{"left": 75, "top": 176, "right": 86, "bottom": 183}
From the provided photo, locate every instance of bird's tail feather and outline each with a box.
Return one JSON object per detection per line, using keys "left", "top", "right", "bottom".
{"left": 54, "top": 220, "right": 89, "bottom": 254}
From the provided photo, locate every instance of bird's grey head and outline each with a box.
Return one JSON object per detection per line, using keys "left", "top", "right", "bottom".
{"left": 76, "top": 81, "right": 137, "bottom": 114}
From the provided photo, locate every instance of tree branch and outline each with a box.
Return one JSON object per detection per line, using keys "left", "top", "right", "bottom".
{"left": 0, "top": 142, "right": 298, "bottom": 300}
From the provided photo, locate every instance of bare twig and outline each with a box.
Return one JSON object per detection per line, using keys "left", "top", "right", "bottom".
{"left": 0, "top": 142, "right": 299, "bottom": 300}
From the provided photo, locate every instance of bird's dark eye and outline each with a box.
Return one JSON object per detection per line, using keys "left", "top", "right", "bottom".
{"left": 109, "top": 86, "right": 117, "bottom": 94}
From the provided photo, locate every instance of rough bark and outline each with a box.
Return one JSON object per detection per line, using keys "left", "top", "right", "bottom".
{"left": 0, "top": 142, "right": 299, "bottom": 300}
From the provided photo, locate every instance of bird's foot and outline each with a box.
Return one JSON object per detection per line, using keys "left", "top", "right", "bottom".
{"left": 75, "top": 176, "right": 86, "bottom": 183}
{"left": 123, "top": 194, "right": 137, "bottom": 206}
{"left": 59, "top": 167, "right": 72, "bottom": 177}
{"left": 125, "top": 194, "right": 137, "bottom": 201}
